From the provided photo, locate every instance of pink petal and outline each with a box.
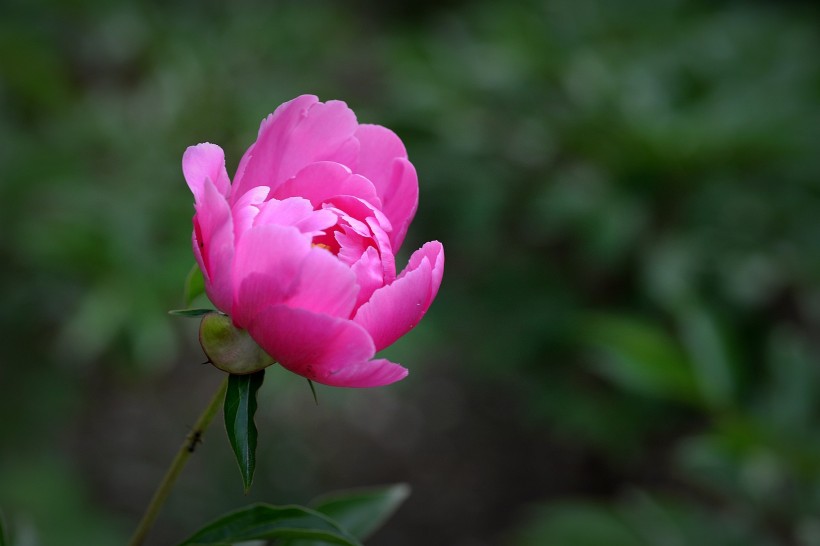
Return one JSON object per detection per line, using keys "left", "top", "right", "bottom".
{"left": 326, "top": 195, "right": 393, "bottom": 233}
{"left": 354, "top": 125, "right": 419, "bottom": 249}
{"left": 183, "top": 143, "right": 232, "bottom": 201}
{"left": 325, "top": 196, "right": 395, "bottom": 280}
{"left": 334, "top": 224, "right": 370, "bottom": 266}
{"left": 323, "top": 196, "right": 396, "bottom": 270}
{"left": 350, "top": 246, "right": 384, "bottom": 310}
{"left": 285, "top": 247, "right": 359, "bottom": 318}
{"left": 319, "top": 358, "right": 408, "bottom": 388}
{"left": 247, "top": 305, "right": 378, "bottom": 386}
{"left": 366, "top": 216, "right": 396, "bottom": 285}
{"left": 354, "top": 124, "right": 407, "bottom": 181}
{"left": 400, "top": 241, "right": 444, "bottom": 304}
{"left": 231, "top": 95, "right": 359, "bottom": 202}
{"left": 231, "top": 224, "right": 311, "bottom": 327}
{"left": 231, "top": 186, "right": 270, "bottom": 242}
{"left": 193, "top": 178, "right": 235, "bottom": 313}
{"left": 353, "top": 242, "right": 444, "bottom": 351}
{"left": 233, "top": 142, "right": 255, "bottom": 190}
{"left": 272, "top": 161, "right": 381, "bottom": 209}
{"left": 381, "top": 158, "right": 419, "bottom": 251}
{"left": 254, "top": 197, "right": 337, "bottom": 237}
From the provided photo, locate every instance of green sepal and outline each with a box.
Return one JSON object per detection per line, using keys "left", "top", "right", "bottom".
{"left": 199, "top": 312, "right": 275, "bottom": 374}
{"left": 177, "top": 503, "right": 362, "bottom": 546}
{"left": 183, "top": 263, "right": 206, "bottom": 307}
{"left": 307, "top": 379, "right": 319, "bottom": 405}
{"left": 224, "top": 371, "right": 265, "bottom": 493}
{"left": 168, "top": 308, "right": 214, "bottom": 318}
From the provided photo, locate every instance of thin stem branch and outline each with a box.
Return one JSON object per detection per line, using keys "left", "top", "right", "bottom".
{"left": 127, "top": 375, "right": 229, "bottom": 546}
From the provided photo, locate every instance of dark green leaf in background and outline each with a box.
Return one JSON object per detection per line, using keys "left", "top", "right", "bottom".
{"left": 676, "top": 304, "right": 736, "bottom": 411}
{"left": 178, "top": 504, "right": 363, "bottom": 546}
{"left": 0, "top": 509, "right": 8, "bottom": 546}
{"left": 224, "top": 371, "right": 265, "bottom": 493}
{"left": 584, "top": 314, "right": 700, "bottom": 405}
{"left": 512, "top": 502, "right": 642, "bottom": 546}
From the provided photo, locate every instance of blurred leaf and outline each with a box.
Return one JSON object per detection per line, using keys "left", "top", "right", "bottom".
{"left": 168, "top": 308, "right": 214, "bottom": 317}
{"left": 224, "top": 371, "right": 265, "bottom": 493}
{"left": 56, "top": 281, "right": 131, "bottom": 365}
{"left": 511, "top": 492, "right": 777, "bottom": 546}
{"left": 184, "top": 263, "right": 206, "bottom": 307}
{"left": 0, "top": 455, "right": 124, "bottom": 545}
{"left": 178, "top": 504, "right": 362, "bottom": 546}
{"left": 584, "top": 314, "right": 699, "bottom": 404}
{"left": 677, "top": 304, "right": 736, "bottom": 410}
{"left": 0, "top": 510, "right": 7, "bottom": 546}
{"left": 764, "top": 328, "right": 817, "bottom": 432}
{"left": 511, "top": 502, "right": 642, "bottom": 546}
{"left": 618, "top": 490, "right": 777, "bottom": 546}
{"left": 306, "top": 483, "right": 411, "bottom": 542}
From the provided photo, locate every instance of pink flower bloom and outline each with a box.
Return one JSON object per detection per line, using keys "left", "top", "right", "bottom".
{"left": 183, "top": 95, "right": 444, "bottom": 388}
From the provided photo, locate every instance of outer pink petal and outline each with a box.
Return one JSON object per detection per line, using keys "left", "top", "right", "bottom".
{"left": 272, "top": 161, "right": 381, "bottom": 209}
{"left": 232, "top": 95, "right": 359, "bottom": 202}
{"left": 354, "top": 125, "right": 419, "bottom": 249}
{"left": 353, "top": 124, "right": 406, "bottom": 184}
{"left": 400, "top": 241, "right": 444, "bottom": 304}
{"left": 247, "top": 305, "right": 378, "bottom": 386}
{"left": 232, "top": 224, "right": 311, "bottom": 328}
{"left": 318, "top": 358, "right": 408, "bottom": 388}
{"left": 381, "top": 158, "right": 419, "bottom": 251}
{"left": 194, "top": 178, "right": 235, "bottom": 313}
{"left": 183, "top": 143, "right": 231, "bottom": 201}
{"left": 353, "top": 241, "right": 444, "bottom": 352}
{"left": 231, "top": 95, "right": 317, "bottom": 201}
{"left": 285, "top": 248, "right": 359, "bottom": 318}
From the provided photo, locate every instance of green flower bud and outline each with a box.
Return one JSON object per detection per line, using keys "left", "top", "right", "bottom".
{"left": 199, "top": 313, "right": 275, "bottom": 374}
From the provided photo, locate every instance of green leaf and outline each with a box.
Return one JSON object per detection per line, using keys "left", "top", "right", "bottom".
{"left": 168, "top": 308, "right": 215, "bottom": 317}
{"left": 183, "top": 263, "right": 206, "bottom": 307}
{"left": 311, "top": 483, "right": 411, "bottom": 540}
{"left": 178, "top": 503, "right": 363, "bottom": 546}
{"left": 281, "top": 484, "right": 411, "bottom": 546}
{"left": 224, "top": 371, "right": 265, "bottom": 493}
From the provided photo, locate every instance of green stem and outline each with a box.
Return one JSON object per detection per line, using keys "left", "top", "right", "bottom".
{"left": 127, "top": 376, "right": 229, "bottom": 546}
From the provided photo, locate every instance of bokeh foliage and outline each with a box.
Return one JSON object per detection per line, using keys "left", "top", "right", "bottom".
{"left": 1, "top": 0, "right": 819, "bottom": 544}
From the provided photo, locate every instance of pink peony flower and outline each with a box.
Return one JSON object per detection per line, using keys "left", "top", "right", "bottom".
{"left": 183, "top": 95, "right": 444, "bottom": 387}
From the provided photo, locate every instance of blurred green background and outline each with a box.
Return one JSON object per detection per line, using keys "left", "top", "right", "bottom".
{"left": 2, "top": 0, "right": 820, "bottom": 544}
